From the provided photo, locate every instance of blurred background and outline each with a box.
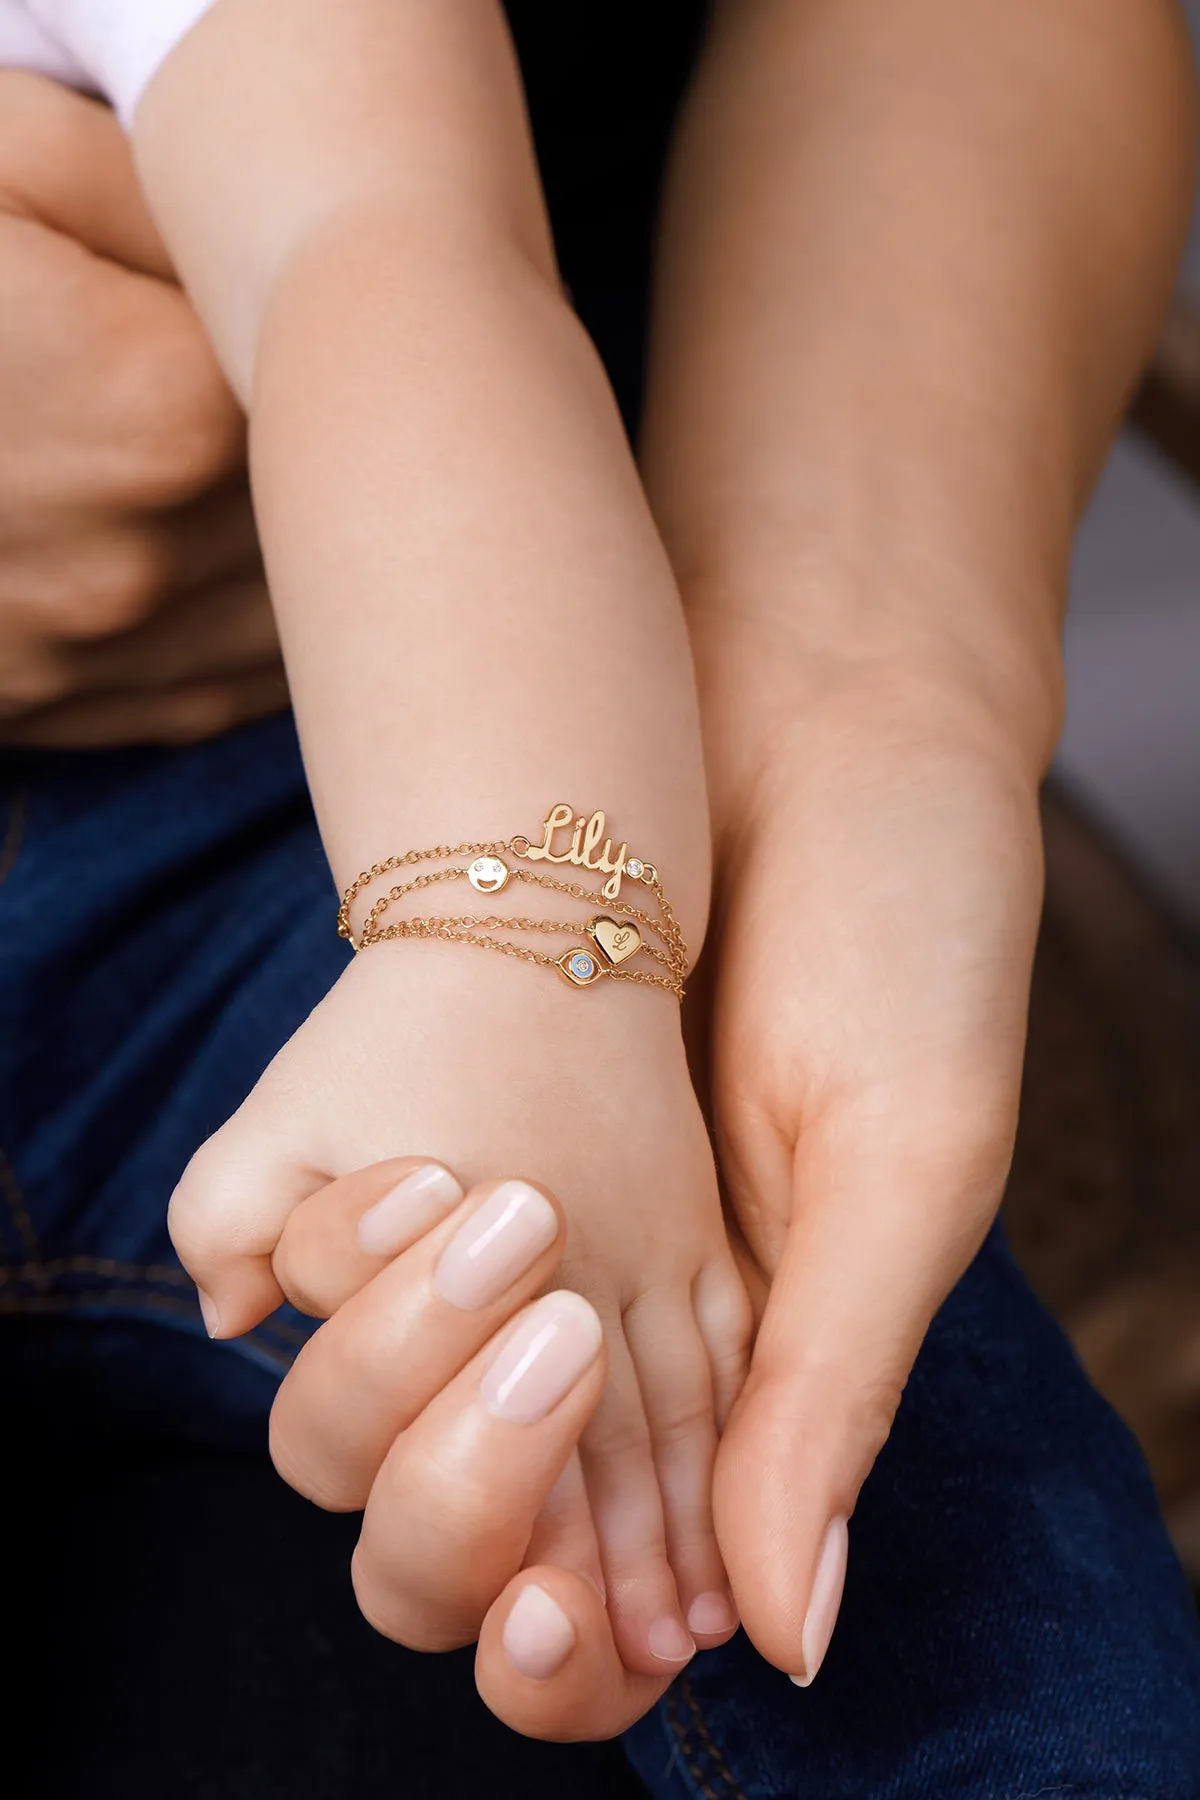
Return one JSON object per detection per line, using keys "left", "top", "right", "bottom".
{"left": 1002, "top": 0, "right": 1200, "bottom": 1586}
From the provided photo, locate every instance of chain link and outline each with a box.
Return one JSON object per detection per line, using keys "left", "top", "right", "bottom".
{"left": 337, "top": 826, "right": 688, "bottom": 1000}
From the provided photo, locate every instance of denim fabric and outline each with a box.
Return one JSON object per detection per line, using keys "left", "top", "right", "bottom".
{"left": 625, "top": 1237, "right": 1200, "bottom": 1798}
{"left": 1, "top": 720, "right": 1197, "bottom": 1798}
{"left": 0, "top": 721, "right": 346, "bottom": 1389}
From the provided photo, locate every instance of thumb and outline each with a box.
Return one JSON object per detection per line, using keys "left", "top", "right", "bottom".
{"left": 713, "top": 1097, "right": 1008, "bottom": 1682}
{"left": 168, "top": 1101, "right": 329, "bottom": 1338}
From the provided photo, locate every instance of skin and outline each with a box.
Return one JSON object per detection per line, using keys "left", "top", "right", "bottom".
{"left": 137, "top": 0, "right": 749, "bottom": 1677}
{"left": 0, "top": 0, "right": 1193, "bottom": 1744}
{"left": 643, "top": 0, "right": 1196, "bottom": 1671}
{"left": 0, "top": 74, "right": 286, "bottom": 746}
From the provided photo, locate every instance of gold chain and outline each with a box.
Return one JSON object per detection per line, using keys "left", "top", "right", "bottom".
{"left": 337, "top": 806, "right": 688, "bottom": 999}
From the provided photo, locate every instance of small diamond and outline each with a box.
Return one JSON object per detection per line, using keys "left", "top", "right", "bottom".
{"left": 572, "top": 954, "right": 595, "bottom": 977}
{"left": 625, "top": 858, "right": 644, "bottom": 879}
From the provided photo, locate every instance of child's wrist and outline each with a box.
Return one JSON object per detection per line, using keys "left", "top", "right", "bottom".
{"left": 332, "top": 798, "right": 709, "bottom": 1002}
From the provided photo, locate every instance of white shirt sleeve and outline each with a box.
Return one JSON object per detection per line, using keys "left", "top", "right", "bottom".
{"left": 0, "top": 0, "right": 215, "bottom": 127}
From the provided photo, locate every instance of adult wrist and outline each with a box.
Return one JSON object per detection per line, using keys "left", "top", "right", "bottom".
{"left": 685, "top": 558, "right": 1066, "bottom": 794}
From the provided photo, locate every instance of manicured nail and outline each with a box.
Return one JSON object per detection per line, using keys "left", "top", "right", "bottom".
{"left": 502, "top": 1584, "right": 576, "bottom": 1679}
{"left": 480, "top": 1292, "right": 603, "bottom": 1423}
{"left": 435, "top": 1181, "right": 558, "bottom": 1310}
{"left": 356, "top": 1163, "right": 464, "bottom": 1257}
{"left": 196, "top": 1290, "right": 220, "bottom": 1338}
{"left": 687, "top": 1591, "right": 737, "bottom": 1637}
{"left": 789, "top": 1517, "right": 848, "bottom": 1687}
{"left": 647, "top": 1616, "right": 696, "bottom": 1664}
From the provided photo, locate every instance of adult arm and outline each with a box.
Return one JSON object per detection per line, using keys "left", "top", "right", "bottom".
{"left": 641, "top": 0, "right": 1197, "bottom": 1675}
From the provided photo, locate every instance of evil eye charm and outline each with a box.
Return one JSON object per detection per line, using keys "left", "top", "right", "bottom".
{"left": 468, "top": 855, "right": 510, "bottom": 894}
{"left": 557, "top": 947, "right": 603, "bottom": 987}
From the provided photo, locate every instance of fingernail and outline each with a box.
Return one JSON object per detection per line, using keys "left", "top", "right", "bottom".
{"left": 356, "top": 1164, "right": 464, "bottom": 1257}
{"left": 502, "top": 1583, "right": 576, "bottom": 1680}
{"left": 435, "top": 1180, "right": 558, "bottom": 1310}
{"left": 480, "top": 1292, "right": 603, "bottom": 1423}
{"left": 647, "top": 1616, "right": 696, "bottom": 1664}
{"left": 789, "top": 1517, "right": 848, "bottom": 1687}
{"left": 687, "top": 1591, "right": 737, "bottom": 1637}
{"left": 196, "top": 1290, "right": 220, "bottom": 1338}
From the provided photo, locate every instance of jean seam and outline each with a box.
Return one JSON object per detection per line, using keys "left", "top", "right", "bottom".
{"left": 0, "top": 1281, "right": 294, "bottom": 1370}
{"left": 0, "top": 1143, "right": 44, "bottom": 1281}
{"left": 2, "top": 1254, "right": 190, "bottom": 1284}
{"left": 0, "top": 1251, "right": 307, "bottom": 1345}
{"left": 666, "top": 1678, "right": 749, "bottom": 1800}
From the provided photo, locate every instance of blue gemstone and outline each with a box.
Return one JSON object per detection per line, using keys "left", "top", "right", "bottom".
{"left": 572, "top": 955, "right": 594, "bottom": 977}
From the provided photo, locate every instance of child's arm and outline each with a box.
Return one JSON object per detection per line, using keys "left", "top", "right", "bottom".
{"left": 133, "top": 0, "right": 749, "bottom": 1675}
{"left": 133, "top": 0, "right": 709, "bottom": 915}
{"left": 638, "top": 0, "right": 1196, "bottom": 1678}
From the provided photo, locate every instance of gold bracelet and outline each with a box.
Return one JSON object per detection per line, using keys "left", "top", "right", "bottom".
{"left": 337, "top": 803, "right": 688, "bottom": 999}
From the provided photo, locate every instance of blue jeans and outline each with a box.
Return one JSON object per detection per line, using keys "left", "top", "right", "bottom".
{"left": 2, "top": 718, "right": 1198, "bottom": 1797}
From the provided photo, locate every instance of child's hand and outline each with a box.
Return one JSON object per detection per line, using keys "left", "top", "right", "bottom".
{"left": 169, "top": 943, "right": 751, "bottom": 1673}
{"left": 694, "top": 635, "right": 1045, "bottom": 1681}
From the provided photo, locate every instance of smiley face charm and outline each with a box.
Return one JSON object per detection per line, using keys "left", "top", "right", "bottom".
{"left": 556, "top": 947, "right": 603, "bottom": 987}
{"left": 467, "top": 855, "right": 510, "bottom": 895}
{"left": 587, "top": 915, "right": 643, "bottom": 966}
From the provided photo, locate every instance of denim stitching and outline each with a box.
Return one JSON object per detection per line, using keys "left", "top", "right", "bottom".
{"left": 0, "top": 1252, "right": 307, "bottom": 1353}
{"left": 1, "top": 1254, "right": 189, "bottom": 1285}
{"left": 666, "top": 1681, "right": 747, "bottom": 1800}
{"left": 0, "top": 1284, "right": 293, "bottom": 1371}
{"left": 0, "top": 1252, "right": 307, "bottom": 1345}
{"left": 0, "top": 1269, "right": 303, "bottom": 1362}
{"left": 0, "top": 1145, "right": 43, "bottom": 1280}
{"left": 677, "top": 1676, "right": 749, "bottom": 1800}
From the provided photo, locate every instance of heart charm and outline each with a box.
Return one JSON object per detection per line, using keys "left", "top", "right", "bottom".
{"left": 587, "top": 915, "right": 642, "bottom": 966}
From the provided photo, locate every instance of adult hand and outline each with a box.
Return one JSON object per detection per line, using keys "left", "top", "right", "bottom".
{"left": 0, "top": 72, "right": 285, "bottom": 746}
{"left": 693, "top": 624, "right": 1046, "bottom": 1682}
{"left": 260, "top": 1157, "right": 679, "bottom": 1740}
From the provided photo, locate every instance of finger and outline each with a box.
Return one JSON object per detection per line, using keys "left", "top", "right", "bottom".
{"left": 477, "top": 1568, "right": 670, "bottom": 1742}
{"left": 0, "top": 489, "right": 260, "bottom": 642}
{"left": 0, "top": 71, "right": 171, "bottom": 274}
{"left": 271, "top": 1178, "right": 566, "bottom": 1508}
{"left": 273, "top": 1155, "right": 466, "bottom": 1317}
{"left": 0, "top": 665, "right": 290, "bottom": 746}
{"left": 714, "top": 1100, "right": 1000, "bottom": 1683}
{"left": 523, "top": 1452, "right": 604, "bottom": 1600}
{"left": 623, "top": 1289, "right": 739, "bottom": 1648}
{"left": 577, "top": 1326, "right": 695, "bottom": 1678}
{"left": 0, "top": 218, "right": 241, "bottom": 514}
{"left": 167, "top": 1112, "right": 328, "bottom": 1337}
{"left": 693, "top": 1253, "right": 756, "bottom": 1432}
{"left": 60, "top": 578, "right": 277, "bottom": 691}
{"left": 352, "top": 1292, "right": 605, "bottom": 1650}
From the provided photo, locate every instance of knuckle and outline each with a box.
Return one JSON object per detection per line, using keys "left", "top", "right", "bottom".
{"left": 166, "top": 1142, "right": 235, "bottom": 1269}
{"left": 49, "top": 538, "right": 166, "bottom": 637}
{"left": 0, "top": 654, "right": 66, "bottom": 711}
{"left": 583, "top": 1409, "right": 652, "bottom": 1466}
{"left": 350, "top": 1557, "right": 477, "bottom": 1654}
{"left": 273, "top": 1268, "right": 329, "bottom": 1321}
{"left": 100, "top": 311, "right": 244, "bottom": 506}
{"left": 269, "top": 1420, "right": 362, "bottom": 1515}
{"left": 650, "top": 1389, "right": 715, "bottom": 1451}
{"left": 153, "top": 683, "right": 253, "bottom": 745}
